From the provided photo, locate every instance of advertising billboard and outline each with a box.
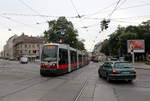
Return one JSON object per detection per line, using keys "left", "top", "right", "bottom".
{"left": 127, "top": 40, "right": 145, "bottom": 53}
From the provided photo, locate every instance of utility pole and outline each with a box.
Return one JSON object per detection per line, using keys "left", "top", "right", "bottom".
{"left": 131, "top": 49, "right": 135, "bottom": 64}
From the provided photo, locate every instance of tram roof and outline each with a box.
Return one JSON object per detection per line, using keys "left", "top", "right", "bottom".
{"left": 44, "top": 43, "right": 67, "bottom": 46}
{"left": 44, "top": 43, "right": 87, "bottom": 54}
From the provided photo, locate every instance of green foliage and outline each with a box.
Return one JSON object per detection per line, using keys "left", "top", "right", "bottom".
{"left": 44, "top": 17, "right": 85, "bottom": 50}
{"left": 101, "top": 40, "right": 110, "bottom": 55}
{"left": 101, "top": 20, "right": 150, "bottom": 59}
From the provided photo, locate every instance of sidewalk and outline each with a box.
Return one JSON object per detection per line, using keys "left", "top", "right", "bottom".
{"left": 133, "top": 62, "right": 150, "bottom": 70}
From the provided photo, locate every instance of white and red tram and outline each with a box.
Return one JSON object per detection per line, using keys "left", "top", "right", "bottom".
{"left": 40, "top": 43, "right": 89, "bottom": 76}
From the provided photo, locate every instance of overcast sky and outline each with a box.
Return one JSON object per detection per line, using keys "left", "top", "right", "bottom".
{"left": 0, "top": 0, "right": 150, "bottom": 52}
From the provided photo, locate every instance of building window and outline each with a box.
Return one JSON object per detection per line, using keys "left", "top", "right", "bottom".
{"left": 37, "top": 44, "right": 40, "bottom": 48}
{"left": 33, "top": 50, "right": 36, "bottom": 53}
{"left": 25, "top": 44, "right": 27, "bottom": 48}
{"left": 32, "top": 44, "right": 35, "bottom": 48}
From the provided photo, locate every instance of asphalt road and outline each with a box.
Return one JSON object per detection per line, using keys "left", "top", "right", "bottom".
{"left": 0, "top": 60, "right": 150, "bottom": 101}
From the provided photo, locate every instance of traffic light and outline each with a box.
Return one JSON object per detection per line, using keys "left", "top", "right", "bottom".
{"left": 100, "top": 19, "right": 110, "bottom": 31}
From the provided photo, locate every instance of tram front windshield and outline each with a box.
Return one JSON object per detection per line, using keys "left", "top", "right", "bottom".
{"left": 41, "top": 45, "right": 58, "bottom": 62}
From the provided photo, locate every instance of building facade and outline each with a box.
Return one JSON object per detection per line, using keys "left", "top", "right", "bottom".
{"left": 2, "top": 34, "right": 46, "bottom": 61}
{"left": 92, "top": 42, "right": 107, "bottom": 61}
{"left": 2, "top": 35, "right": 18, "bottom": 59}
{"left": 0, "top": 51, "right": 4, "bottom": 59}
{"left": 13, "top": 34, "right": 46, "bottom": 61}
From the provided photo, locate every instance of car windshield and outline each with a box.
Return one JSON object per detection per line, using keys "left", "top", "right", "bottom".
{"left": 114, "top": 62, "right": 132, "bottom": 68}
{"left": 41, "top": 45, "right": 57, "bottom": 62}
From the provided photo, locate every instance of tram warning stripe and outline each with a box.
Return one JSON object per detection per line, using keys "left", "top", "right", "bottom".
{"left": 58, "top": 64, "right": 68, "bottom": 69}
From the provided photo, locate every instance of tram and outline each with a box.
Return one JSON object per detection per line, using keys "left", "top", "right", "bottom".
{"left": 40, "top": 43, "right": 89, "bottom": 76}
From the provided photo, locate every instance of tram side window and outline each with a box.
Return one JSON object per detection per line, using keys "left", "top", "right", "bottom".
{"left": 83, "top": 55, "right": 85, "bottom": 62}
{"left": 79, "top": 54, "right": 82, "bottom": 63}
{"left": 85, "top": 55, "right": 88, "bottom": 62}
{"left": 59, "top": 48, "right": 68, "bottom": 65}
{"left": 71, "top": 51, "right": 77, "bottom": 64}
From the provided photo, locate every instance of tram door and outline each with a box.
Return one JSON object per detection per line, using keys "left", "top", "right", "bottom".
{"left": 58, "top": 48, "right": 69, "bottom": 71}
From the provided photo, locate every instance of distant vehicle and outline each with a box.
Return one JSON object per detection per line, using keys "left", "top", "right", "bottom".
{"left": 110, "top": 58, "right": 118, "bottom": 61}
{"left": 20, "top": 56, "right": 28, "bottom": 64}
{"left": 98, "top": 61, "right": 136, "bottom": 82}
{"left": 91, "top": 58, "right": 98, "bottom": 62}
{"left": 119, "top": 57, "right": 125, "bottom": 61}
{"left": 90, "top": 56, "right": 99, "bottom": 62}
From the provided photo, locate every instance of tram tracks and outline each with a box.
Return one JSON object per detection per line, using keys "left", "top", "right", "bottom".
{"left": 0, "top": 77, "right": 52, "bottom": 100}
{"left": 0, "top": 63, "right": 93, "bottom": 101}
{"left": 72, "top": 79, "right": 88, "bottom": 101}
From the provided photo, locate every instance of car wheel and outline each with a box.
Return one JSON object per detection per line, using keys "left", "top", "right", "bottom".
{"left": 127, "top": 80, "right": 132, "bottom": 83}
{"left": 106, "top": 74, "right": 110, "bottom": 82}
{"left": 99, "top": 73, "right": 102, "bottom": 78}
{"left": 40, "top": 70, "right": 46, "bottom": 77}
{"left": 98, "top": 70, "right": 101, "bottom": 77}
{"left": 106, "top": 76, "right": 110, "bottom": 81}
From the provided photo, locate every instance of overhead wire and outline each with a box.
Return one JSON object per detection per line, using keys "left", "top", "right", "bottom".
{"left": 1, "top": 13, "right": 142, "bottom": 26}
{"left": 108, "top": 0, "right": 122, "bottom": 18}
{"left": 81, "top": 23, "right": 100, "bottom": 29}
{"left": 0, "top": 20, "right": 12, "bottom": 30}
{"left": 70, "top": 0, "right": 81, "bottom": 18}
{"left": 111, "top": 15, "right": 150, "bottom": 20}
{"left": 80, "top": 15, "right": 150, "bottom": 29}
{"left": 82, "top": 2, "right": 150, "bottom": 19}
{"left": 1, "top": 13, "right": 150, "bottom": 21}
{"left": 91, "top": 0, "right": 150, "bottom": 52}
{"left": 0, "top": 13, "right": 78, "bottom": 18}
{"left": 90, "top": 0, "right": 126, "bottom": 51}
{"left": 17, "top": 0, "right": 42, "bottom": 16}
{"left": 117, "top": 0, "right": 127, "bottom": 8}
{"left": 1, "top": 0, "right": 150, "bottom": 21}
{"left": 80, "top": 0, "right": 148, "bottom": 50}
{"left": 0, "top": 15, "right": 43, "bottom": 30}
{"left": 119, "top": 3, "right": 150, "bottom": 10}
{"left": 83, "top": 1, "right": 119, "bottom": 17}
{"left": 17, "top": 0, "right": 48, "bottom": 25}
{"left": 91, "top": 0, "right": 122, "bottom": 49}
{"left": 111, "top": 20, "right": 140, "bottom": 24}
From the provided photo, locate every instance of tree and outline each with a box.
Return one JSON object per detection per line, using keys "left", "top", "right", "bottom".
{"left": 101, "top": 40, "right": 110, "bottom": 56}
{"left": 101, "top": 20, "right": 150, "bottom": 61}
{"left": 44, "top": 17, "right": 85, "bottom": 50}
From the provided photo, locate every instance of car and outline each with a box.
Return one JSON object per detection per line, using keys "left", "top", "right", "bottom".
{"left": 91, "top": 57, "right": 99, "bottom": 62}
{"left": 20, "top": 56, "right": 28, "bottom": 64}
{"left": 98, "top": 61, "right": 136, "bottom": 82}
{"left": 110, "top": 58, "right": 118, "bottom": 61}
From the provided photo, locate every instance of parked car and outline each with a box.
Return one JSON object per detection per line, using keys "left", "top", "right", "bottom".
{"left": 98, "top": 61, "right": 136, "bottom": 82}
{"left": 20, "top": 56, "right": 28, "bottom": 64}
{"left": 110, "top": 58, "right": 118, "bottom": 61}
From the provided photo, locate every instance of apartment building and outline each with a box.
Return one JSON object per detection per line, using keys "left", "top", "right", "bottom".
{"left": 13, "top": 34, "right": 46, "bottom": 61}
{"left": 2, "top": 35, "right": 18, "bottom": 59}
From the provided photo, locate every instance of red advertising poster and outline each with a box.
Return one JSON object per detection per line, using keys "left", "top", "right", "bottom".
{"left": 127, "top": 40, "right": 145, "bottom": 53}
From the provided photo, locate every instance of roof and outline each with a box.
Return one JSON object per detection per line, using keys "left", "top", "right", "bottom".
{"left": 23, "top": 36, "right": 45, "bottom": 43}
{"left": 14, "top": 34, "right": 46, "bottom": 45}
{"left": 43, "top": 43, "right": 86, "bottom": 54}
